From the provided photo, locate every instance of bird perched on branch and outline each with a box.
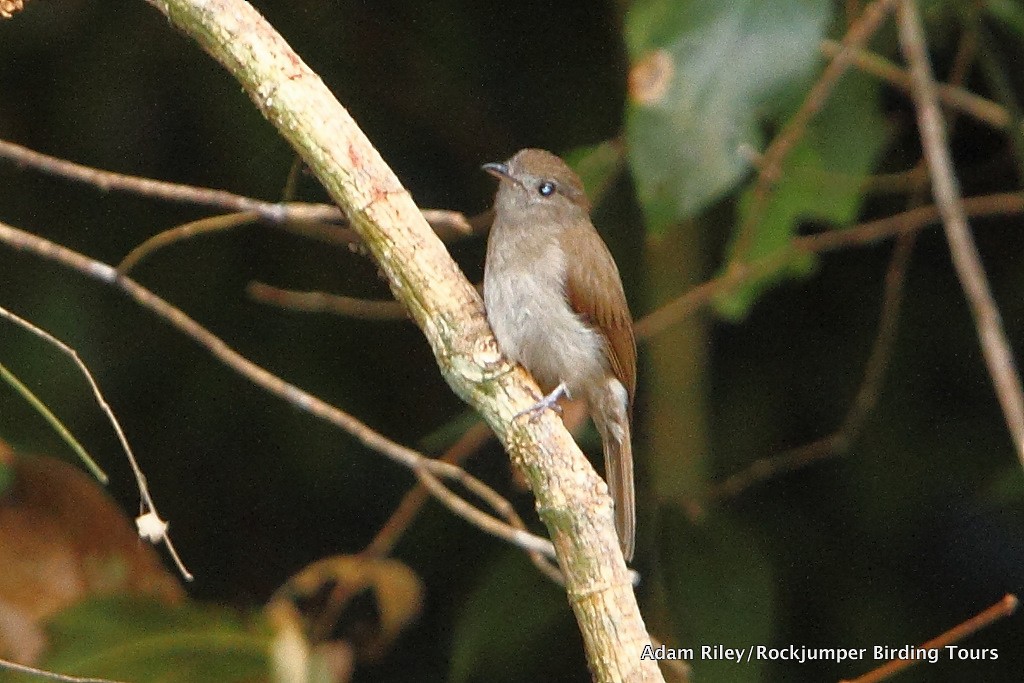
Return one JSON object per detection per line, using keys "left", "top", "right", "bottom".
{"left": 483, "top": 148, "right": 637, "bottom": 560}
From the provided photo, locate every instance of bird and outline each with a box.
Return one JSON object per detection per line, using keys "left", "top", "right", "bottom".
{"left": 482, "top": 148, "right": 637, "bottom": 560}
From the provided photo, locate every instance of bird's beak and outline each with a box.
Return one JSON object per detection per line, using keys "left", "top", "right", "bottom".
{"left": 481, "top": 161, "right": 510, "bottom": 180}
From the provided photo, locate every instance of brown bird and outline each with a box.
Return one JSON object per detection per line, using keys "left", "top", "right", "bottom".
{"left": 482, "top": 148, "right": 637, "bottom": 560}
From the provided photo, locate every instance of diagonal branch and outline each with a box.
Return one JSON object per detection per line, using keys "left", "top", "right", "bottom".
{"left": 636, "top": 190, "right": 1024, "bottom": 339}
{"left": 841, "top": 594, "right": 1017, "bottom": 683}
{"left": 0, "top": 220, "right": 555, "bottom": 563}
{"left": 138, "top": 1, "right": 655, "bottom": 678}
{"left": 897, "top": 0, "right": 1024, "bottom": 469}
{"left": 728, "top": 0, "right": 898, "bottom": 267}
{"left": 819, "top": 39, "right": 1010, "bottom": 130}
{"left": 0, "top": 305, "right": 192, "bottom": 580}
{"left": 709, "top": 23, "right": 982, "bottom": 504}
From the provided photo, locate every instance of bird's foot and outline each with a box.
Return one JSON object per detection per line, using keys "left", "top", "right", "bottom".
{"left": 513, "top": 382, "right": 570, "bottom": 421}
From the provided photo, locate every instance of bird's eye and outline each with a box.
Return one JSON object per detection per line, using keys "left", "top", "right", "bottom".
{"left": 537, "top": 181, "right": 555, "bottom": 197}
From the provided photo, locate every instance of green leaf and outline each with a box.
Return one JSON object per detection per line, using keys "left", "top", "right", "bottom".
{"left": 25, "top": 597, "right": 272, "bottom": 683}
{"left": 449, "top": 551, "right": 572, "bottom": 683}
{"left": 660, "top": 506, "right": 775, "bottom": 683}
{"left": 715, "top": 71, "right": 889, "bottom": 319}
{"left": 624, "top": 0, "right": 832, "bottom": 232}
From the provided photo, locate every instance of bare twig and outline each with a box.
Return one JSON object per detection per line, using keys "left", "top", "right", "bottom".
{"left": 0, "top": 219, "right": 555, "bottom": 562}
{"left": 0, "top": 138, "right": 479, "bottom": 241}
{"left": 118, "top": 211, "right": 259, "bottom": 273}
{"left": 728, "top": 0, "right": 898, "bottom": 266}
{"left": 360, "top": 420, "right": 564, "bottom": 583}
{"left": 635, "top": 250, "right": 797, "bottom": 339}
{"left": 841, "top": 594, "right": 1018, "bottom": 683}
{"left": 711, "top": 24, "right": 983, "bottom": 502}
{"left": 637, "top": 190, "right": 1024, "bottom": 339}
{"left": 796, "top": 192, "right": 1024, "bottom": 253}
{"left": 820, "top": 39, "right": 1010, "bottom": 130}
{"left": 0, "top": 658, "right": 126, "bottom": 683}
{"left": 708, "top": 230, "right": 917, "bottom": 502}
{"left": 898, "top": 0, "right": 1024, "bottom": 469}
{"left": 247, "top": 281, "right": 409, "bottom": 320}
{"left": 363, "top": 421, "right": 494, "bottom": 559}
{"left": 709, "top": 437, "right": 839, "bottom": 503}
{"left": 428, "top": 456, "right": 565, "bottom": 582}
{"left": 364, "top": 405, "right": 594, "bottom": 580}
{"left": 836, "top": 22, "right": 977, "bottom": 441}
{"left": 0, "top": 138, "right": 315, "bottom": 221}
{"left": 0, "top": 304, "right": 192, "bottom": 580}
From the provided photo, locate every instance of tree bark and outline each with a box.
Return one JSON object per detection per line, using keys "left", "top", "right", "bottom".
{"left": 143, "top": 0, "right": 662, "bottom": 680}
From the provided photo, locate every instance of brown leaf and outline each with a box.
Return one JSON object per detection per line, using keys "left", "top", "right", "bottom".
{"left": 268, "top": 555, "right": 424, "bottom": 666}
{"left": 0, "top": 441, "right": 183, "bottom": 663}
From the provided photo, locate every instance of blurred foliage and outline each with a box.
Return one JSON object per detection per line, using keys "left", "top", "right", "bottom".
{"left": 267, "top": 554, "right": 425, "bottom": 663}
{"left": 0, "top": 449, "right": 184, "bottom": 666}
{"left": 2, "top": 0, "right": 1024, "bottom": 682}
{"left": 448, "top": 550, "right": 580, "bottom": 683}
{"left": 624, "top": 0, "right": 831, "bottom": 231}
{"left": 717, "top": 70, "right": 889, "bottom": 317}
{"left": 42, "top": 596, "right": 271, "bottom": 682}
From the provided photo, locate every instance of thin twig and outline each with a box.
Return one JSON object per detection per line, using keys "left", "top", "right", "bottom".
{"left": 636, "top": 190, "right": 1024, "bottom": 339}
{"left": 0, "top": 220, "right": 556, "bottom": 561}
{"left": 709, "top": 437, "right": 839, "bottom": 502}
{"left": 0, "top": 304, "right": 192, "bottom": 580}
{"left": 0, "top": 137, "right": 479, "bottom": 240}
{"left": 797, "top": 192, "right": 1024, "bottom": 252}
{"left": 0, "top": 138, "right": 309, "bottom": 221}
{"left": 0, "top": 658, "right": 127, "bottom": 683}
{"left": 364, "top": 407, "right": 593, "bottom": 578}
{"left": 973, "top": 20, "right": 1024, "bottom": 180}
{"left": 728, "top": 0, "right": 898, "bottom": 266}
{"left": 427, "top": 457, "right": 564, "bottom": 581}
{"left": 840, "top": 594, "right": 1018, "bottom": 683}
{"left": 635, "top": 250, "right": 797, "bottom": 339}
{"left": 898, "top": 0, "right": 1024, "bottom": 469}
{"left": 0, "top": 358, "right": 108, "bottom": 483}
{"left": 363, "top": 421, "right": 494, "bottom": 559}
{"left": 118, "top": 211, "right": 259, "bottom": 273}
{"left": 820, "top": 39, "right": 1010, "bottom": 130}
{"left": 362, "top": 420, "right": 564, "bottom": 584}
{"left": 247, "top": 281, "right": 409, "bottom": 320}
{"left": 710, "top": 28, "right": 982, "bottom": 501}
{"left": 837, "top": 21, "right": 978, "bottom": 442}
{"left": 708, "top": 231, "right": 918, "bottom": 503}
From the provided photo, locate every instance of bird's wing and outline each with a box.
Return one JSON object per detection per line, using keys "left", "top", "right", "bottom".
{"left": 563, "top": 222, "right": 637, "bottom": 408}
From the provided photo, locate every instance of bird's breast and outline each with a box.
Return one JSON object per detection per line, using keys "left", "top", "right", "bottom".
{"left": 484, "top": 232, "right": 608, "bottom": 395}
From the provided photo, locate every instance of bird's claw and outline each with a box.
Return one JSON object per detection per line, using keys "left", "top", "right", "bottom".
{"left": 513, "top": 382, "right": 569, "bottom": 421}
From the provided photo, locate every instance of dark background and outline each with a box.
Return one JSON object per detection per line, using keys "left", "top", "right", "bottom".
{"left": 2, "top": 1, "right": 1023, "bottom": 681}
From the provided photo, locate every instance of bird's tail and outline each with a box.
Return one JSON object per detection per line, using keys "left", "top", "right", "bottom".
{"left": 593, "top": 387, "right": 635, "bottom": 562}
{"left": 604, "top": 428, "right": 635, "bottom": 561}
